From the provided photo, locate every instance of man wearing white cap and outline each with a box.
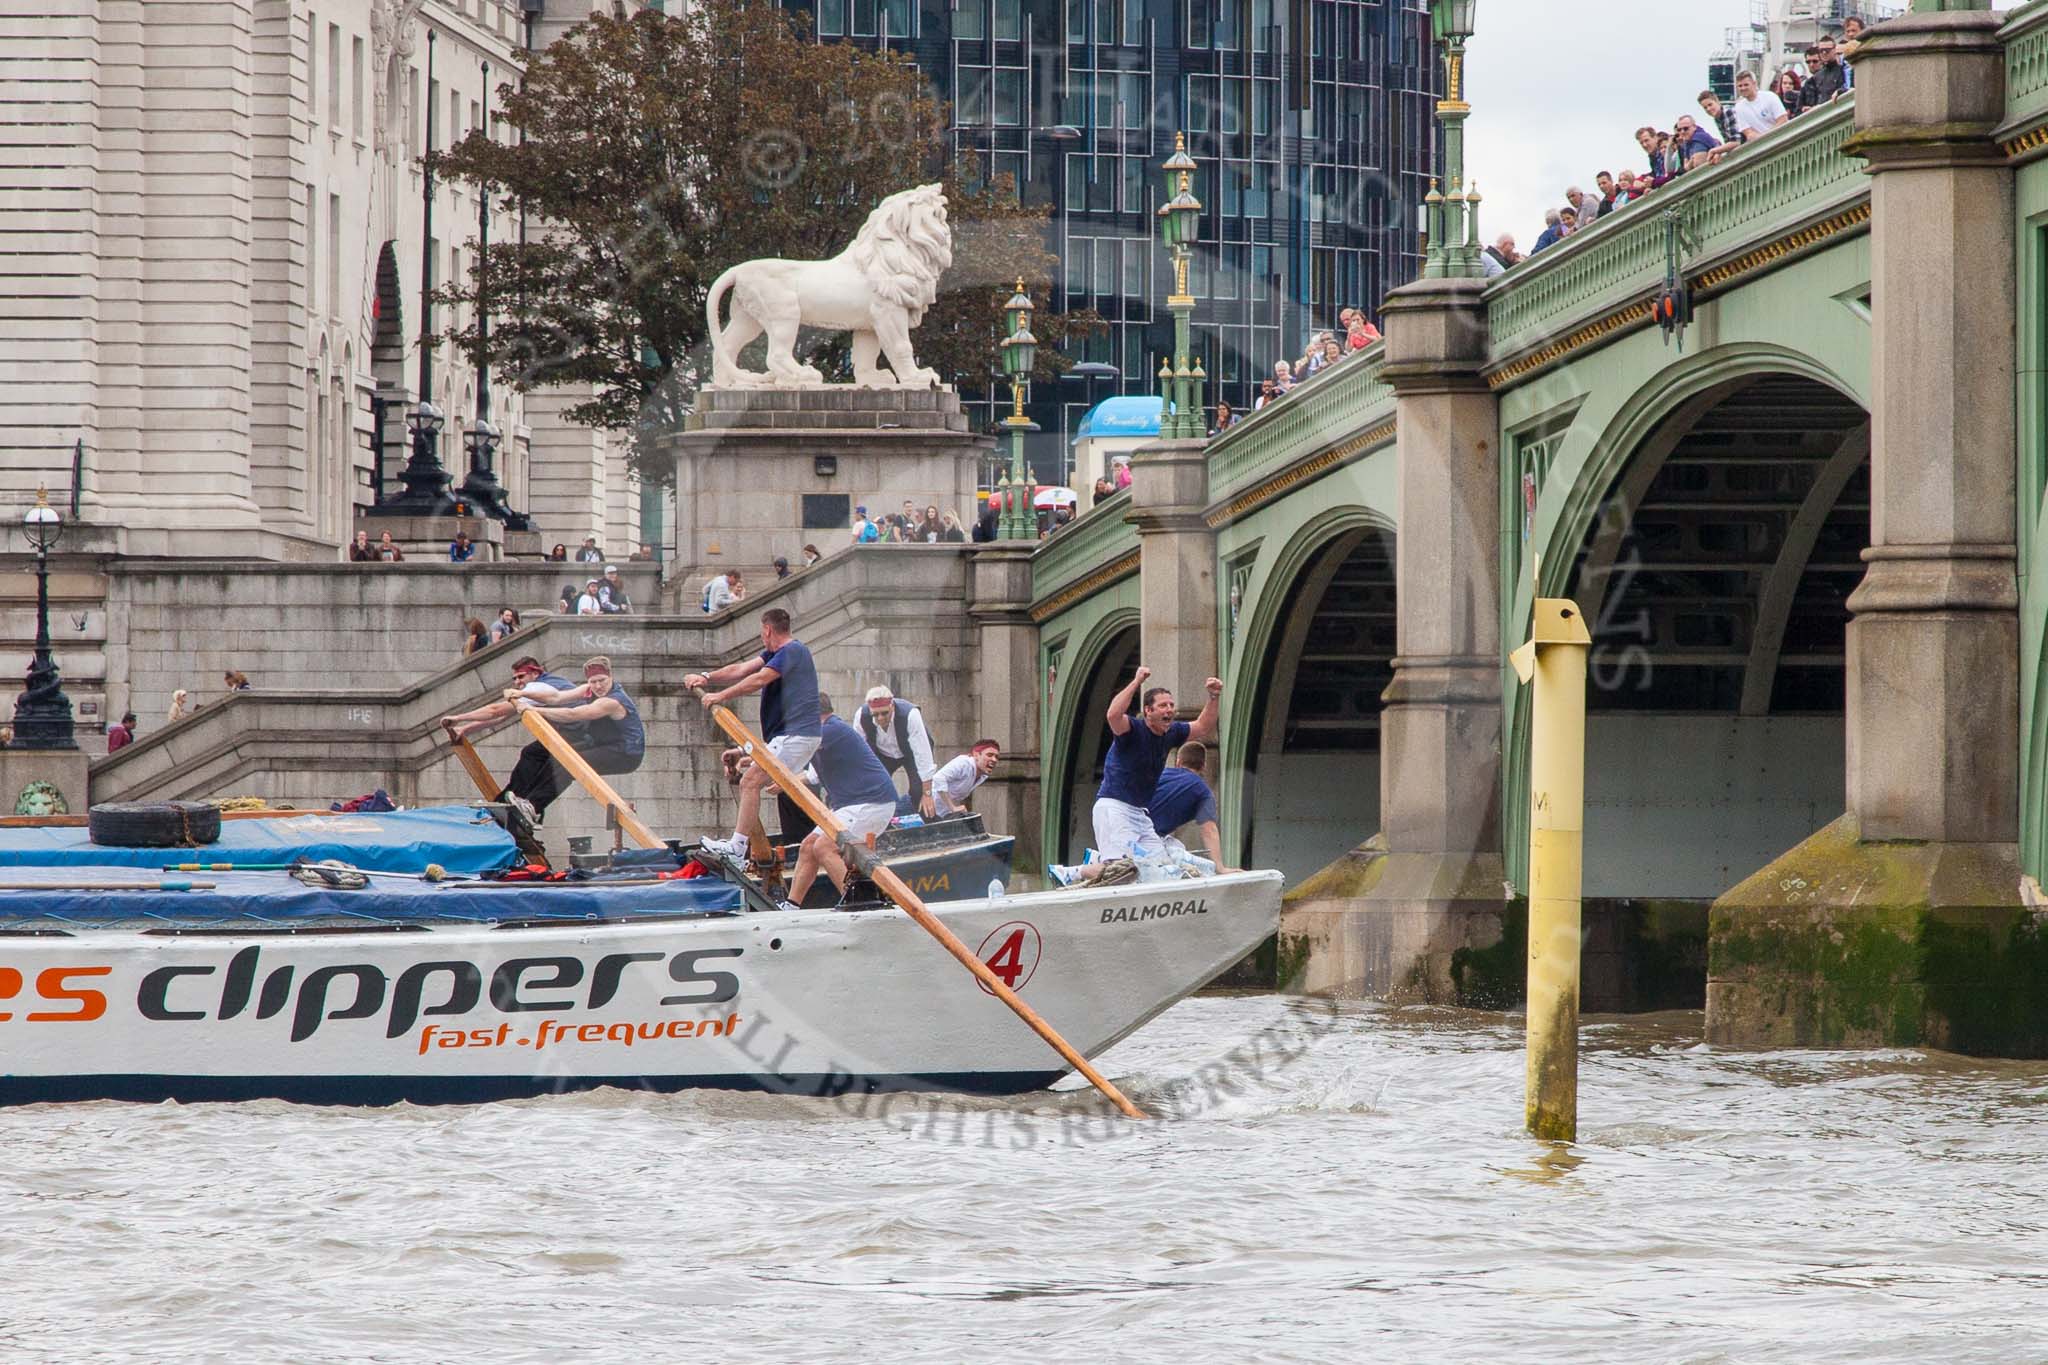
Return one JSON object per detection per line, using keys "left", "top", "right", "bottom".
{"left": 857, "top": 684, "right": 937, "bottom": 818}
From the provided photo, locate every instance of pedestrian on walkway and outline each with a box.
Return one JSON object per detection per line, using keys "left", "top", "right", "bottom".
{"left": 106, "top": 711, "right": 137, "bottom": 754}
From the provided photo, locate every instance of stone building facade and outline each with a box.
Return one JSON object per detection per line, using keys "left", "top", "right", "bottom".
{"left": 0, "top": 0, "right": 642, "bottom": 559}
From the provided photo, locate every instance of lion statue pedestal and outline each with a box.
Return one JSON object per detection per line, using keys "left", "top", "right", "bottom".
{"left": 664, "top": 184, "right": 996, "bottom": 589}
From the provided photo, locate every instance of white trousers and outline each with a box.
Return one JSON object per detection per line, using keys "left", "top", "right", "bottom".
{"left": 1092, "top": 797, "right": 1167, "bottom": 861}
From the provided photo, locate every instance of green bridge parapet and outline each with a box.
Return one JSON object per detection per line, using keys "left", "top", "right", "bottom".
{"left": 1030, "top": 486, "right": 1137, "bottom": 611}
{"left": 1205, "top": 345, "right": 1393, "bottom": 508}
{"left": 1485, "top": 97, "right": 1866, "bottom": 370}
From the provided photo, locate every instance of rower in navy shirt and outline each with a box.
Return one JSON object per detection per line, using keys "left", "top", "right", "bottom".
{"left": 788, "top": 693, "right": 906, "bottom": 907}
{"left": 687, "top": 607, "right": 822, "bottom": 862}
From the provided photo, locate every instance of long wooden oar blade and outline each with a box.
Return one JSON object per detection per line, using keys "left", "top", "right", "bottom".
{"left": 692, "top": 690, "right": 1148, "bottom": 1120}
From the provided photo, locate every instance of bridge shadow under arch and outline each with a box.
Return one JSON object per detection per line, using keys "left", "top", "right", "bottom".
{"left": 1563, "top": 372, "right": 1869, "bottom": 923}
{"left": 1227, "top": 513, "right": 1397, "bottom": 881}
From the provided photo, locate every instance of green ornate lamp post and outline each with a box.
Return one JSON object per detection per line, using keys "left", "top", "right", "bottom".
{"left": 1424, "top": 0, "right": 1481, "bottom": 279}
{"left": 11, "top": 485, "right": 76, "bottom": 750}
{"left": 997, "top": 279, "right": 1040, "bottom": 541}
{"left": 1155, "top": 132, "right": 1205, "bottom": 440}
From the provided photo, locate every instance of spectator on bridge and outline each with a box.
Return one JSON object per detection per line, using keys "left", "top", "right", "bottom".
{"left": 167, "top": 689, "right": 190, "bottom": 724}
{"left": 1841, "top": 17, "right": 1865, "bottom": 87}
{"left": 1613, "top": 170, "right": 1646, "bottom": 206}
{"left": 575, "top": 536, "right": 603, "bottom": 564}
{"left": 1533, "top": 208, "right": 1566, "bottom": 253}
{"left": 601, "top": 564, "right": 632, "bottom": 614}
{"left": 859, "top": 685, "right": 939, "bottom": 818}
{"left": 774, "top": 556, "right": 793, "bottom": 581}
{"left": 462, "top": 617, "right": 490, "bottom": 657}
{"left": 1698, "top": 90, "right": 1740, "bottom": 145}
{"left": 490, "top": 607, "right": 521, "bottom": 643}
{"left": 851, "top": 505, "right": 880, "bottom": 544}
{"left": 375, "top": 530, "right": 404, "bottom": 562}
{"left": 576, "top": 579, "right": 604, "bottom": 615}
{"left": 930, "top": 739, "right": 1001, "bottom": 817}
{"left": 913, "top": 505, "right": 944, "bottom": 542}
{"left": 1340, "top": 307, "right": 1381, "bottom": 351}
{"left": 1733, "top": 69, "right": 1791, "bottom": 142}
{"left": 1800, "top": 41, "right": 1845, "bottom": 112}
{"left": 1566, "top": 185, "right": 1603, "bottom": 228}
{"left": 223, "top": 670, "right": 251, "bottom": 694}
{"left": 1772, "top": 67, "right": 1805, "bottom": 118}
{"left": 548, "top": 543, "right": 568, "bottom": 562}
{"left": 972, "top": 501, "right": 998, "bottom": 542}
{"left": 939, "top": 511, "right": 967, "bottom": 542}
{"left": 629, "top": 542, "right": 656, "bottom": 561}
{"left": 106, "top": 711, "right": 136, "bottom": 754}
{"left": 1210, "top": 401, "right": 1239, "bottom": 436}
{"left": 349, "top": 529, "right": 376, "bottom": 562}
{"left": 1113, "top": 457, "right": 1133, "bottom": 491}
{"left": 1148, "top": 741, "right": 1233, "bottom": 873}
{"left": 803, "top": 543, "right": 823, "bottom": 568}
{"left": 1673, "top": 115, "right": 1721, "bottom": 171}
{"left": 1270, "top": 359, "right": 1296, "bottom": 395}
{"left": 1254, "top": 377, "right": 1280, "bottom": 411}
{"left": 558, "top": 583, "right": 579, "bottom": 614}
{"left": 449, "top": 530, "right": 476, "bottom": 563}
{"left": 1484, "top": 234, "right": 1521, "bottom": 276}
{"left": 688, "top": 607, "right": 821, "bottom": 865}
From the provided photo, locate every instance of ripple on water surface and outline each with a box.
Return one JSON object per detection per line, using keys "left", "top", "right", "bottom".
{"left": 2, "top": 997, "right": 2045, "bottom": 1363}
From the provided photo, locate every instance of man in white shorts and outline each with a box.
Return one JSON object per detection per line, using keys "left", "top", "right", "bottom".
{"left": 686, "top": 607, "right": 821, "bottom": 861}
{"left": 930, "top": 739, "right": 1001, "bottom": 816}
{"left": 785, "top": 694, "right": 902, "bottom": 906}
{"left": 1049, "top": 665, "right": 1221, "bottom": 884}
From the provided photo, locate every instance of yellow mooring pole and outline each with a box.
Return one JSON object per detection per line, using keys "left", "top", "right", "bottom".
{"left": 1508, "top": 596, "right": 1592, "bottom": 1142}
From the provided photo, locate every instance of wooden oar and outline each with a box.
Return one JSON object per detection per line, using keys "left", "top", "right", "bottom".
{"left": 518, "top": 709, "right": 663, "bottom": 849}
{"left": 444, "top": 727, "right": 505, "bottom": 804}
{"left": 691, "top": 687, "right": 1149, "bottom": 1121}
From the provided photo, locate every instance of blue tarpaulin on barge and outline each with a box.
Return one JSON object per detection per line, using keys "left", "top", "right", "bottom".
{"left": 0, "top": 865, "right": 742, "bottom": 928}
{"left": 0, "top": 806, "right": 523, "bottom": 876}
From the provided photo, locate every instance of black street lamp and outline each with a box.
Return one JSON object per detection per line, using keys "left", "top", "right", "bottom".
{"left": 11, "top": 485, "right": 76, "bottom": 750}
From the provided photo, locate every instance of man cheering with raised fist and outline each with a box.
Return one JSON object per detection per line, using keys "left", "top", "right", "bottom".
{"left": 1050, "top": 666, "right": 1221, "bottom": 883}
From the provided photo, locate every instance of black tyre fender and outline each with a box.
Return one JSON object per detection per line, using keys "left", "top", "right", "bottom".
{"left": 87, "top": 801, "right": 223, "bottom": 847}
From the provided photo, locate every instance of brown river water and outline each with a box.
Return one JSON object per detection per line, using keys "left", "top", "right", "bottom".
{"left": 3, "top": 996, "right": 2043, "bottom": 1362}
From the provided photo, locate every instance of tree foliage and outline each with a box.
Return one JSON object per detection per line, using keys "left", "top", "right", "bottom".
{"left": 430, "top": 2, "right": 1095, "bottom": 481}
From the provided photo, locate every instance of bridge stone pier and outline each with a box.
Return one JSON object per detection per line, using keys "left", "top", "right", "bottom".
{"left": 1028, "top": 1, "right": 2048, "bottom": 1053}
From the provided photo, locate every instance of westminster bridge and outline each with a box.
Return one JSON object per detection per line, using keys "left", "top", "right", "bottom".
{"left": 1032, "top": 7, "right": 2048, "bottom": 1054}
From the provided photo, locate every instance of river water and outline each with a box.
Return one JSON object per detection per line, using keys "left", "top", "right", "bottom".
{"left": 4, "top": 996, "right": 2043, "bottom": 1362}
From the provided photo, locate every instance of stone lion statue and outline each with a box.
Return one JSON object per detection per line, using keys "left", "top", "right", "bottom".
{"left": 706, "top": 183, "right": 952, "bottom": 390}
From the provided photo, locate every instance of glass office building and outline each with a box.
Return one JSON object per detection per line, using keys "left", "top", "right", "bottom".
{"left": 795, "top": 0, "right": 1440, "bottom": 471}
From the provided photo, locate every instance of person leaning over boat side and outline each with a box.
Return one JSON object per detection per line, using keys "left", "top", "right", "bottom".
{"left": 1048, "top": 666, "right": 1220, "bottom": 885}
{"left": 498, "top": 656, "right": 646, "bottom": 827}
{"left": 784, "top": 692, "right": 903, "bottom": 908}
{"left": 687, "top": 607, "right": 820, "bottom": 862}
{"left": 930, "top": 740, "right": 1001, "bottom": 817}
{"left": 858, "top": 684, "right": 938, "bottom": 818}
{"left": 1147, "top": 741, "right": 1235, "bottom": 873}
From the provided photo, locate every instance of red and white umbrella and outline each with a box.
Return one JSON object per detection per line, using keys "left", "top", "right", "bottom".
{"left": 1033, "top": 486, "right": 1078, "bottom": 509}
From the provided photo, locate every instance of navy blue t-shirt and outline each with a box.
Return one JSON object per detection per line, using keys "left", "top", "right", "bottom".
{"left": 1098, "top": 714, "right": 1191, "bottom": 807}
{"left": 1148, "top": 766, "right": 1218, "bottom": 836}
{"left": 812, "top": 715, "right": 899, "bottom": 809}
{"left": 759, "top": 638, "right": 821, "bottom": 740}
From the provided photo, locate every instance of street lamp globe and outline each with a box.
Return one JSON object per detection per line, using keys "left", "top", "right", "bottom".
{"left": 413, "top": 400, "right": 444, "bottom": 435}
{"left": 22, "top": 488, "right": 60, "bottom": 554}
{"left": 1001, "top": 281, "right": 1037, "bottom": 380}
{"left": 472, "top": 416, "right": 499, "bottom": 442}
{"left": 1432, "top": 0, "right": 1477, "bottom": 42}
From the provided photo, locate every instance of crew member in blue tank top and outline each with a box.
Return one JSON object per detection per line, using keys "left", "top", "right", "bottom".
{"left": 786, "top": 692, "right": 903, "bottom": 907}
{"left": 685, "top": 607, "right": 822, "bottom": 862}
{"left": 1047, "top": 664, "right": 1221, "bottom": 885}
{"left": 498, "top": 655, "right": 647, "bottom": 825}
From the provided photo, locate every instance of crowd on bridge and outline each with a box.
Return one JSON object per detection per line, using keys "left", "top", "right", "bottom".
{"left": 1501, "top": 17, "right": 1866, "bottom": 267}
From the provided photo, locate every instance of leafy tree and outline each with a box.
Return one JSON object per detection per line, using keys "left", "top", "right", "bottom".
{"left": 431, "top": 2, "right": 1094, "bottom": 481}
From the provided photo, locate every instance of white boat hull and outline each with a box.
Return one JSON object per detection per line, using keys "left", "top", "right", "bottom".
{"left": 0, "top": 872, "right": 1282, "bottom": 1105}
